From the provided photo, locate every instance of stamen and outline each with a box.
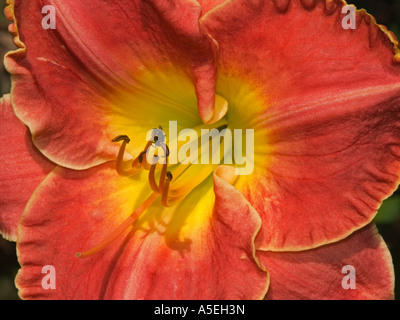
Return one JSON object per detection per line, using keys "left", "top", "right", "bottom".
{"left": 148, "top": 143, "right": 169, "bottom": 194}
{"left": 158, "top": 144, "right": 169, "bottom": 193}
{"left": 112, "top": 135, "right": 130, "bottom": 143}
{"left": 149, "top": 163, "right": 159, "bottom": 193}
{"left": 112, "top": 135, "right": 139, "bottom": 176}
{"left": 161, "top": 172, "right": 190, "bottom": 207}
{"left": 158, "top": 160, "right": 168, "bottom": 193}
{"left": 76, "top": 192, "right": 160, "bottom": 259}
{"left": 132, "top": 141, "right": 153, "bottom": 169}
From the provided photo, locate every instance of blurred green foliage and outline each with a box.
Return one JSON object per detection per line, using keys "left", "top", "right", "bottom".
{"left": 0, "top": 0, "right": 400, "bottom": 300}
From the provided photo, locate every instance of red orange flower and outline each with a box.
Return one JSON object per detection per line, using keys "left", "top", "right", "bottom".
{"left": 1, "top": 0, "right": 399, "bottom": 299}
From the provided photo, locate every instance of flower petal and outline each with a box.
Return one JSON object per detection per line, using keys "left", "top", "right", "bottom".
{"left": 16, "top": 163, "right": 268, "bottom": 299}
{"left": 5, "top": 0, "right": 219, "bottom": 169}
{"left": 202, "top": 0, "right": 400, "bottom": 250}
{"left": 261, "top": 223, "right": 394, "bottom": 300}
{"left": 0, "top": 94, "right": 54, "bottom": 241}
{"left": 197, "top": 0, "right": 228, "bottom": 16}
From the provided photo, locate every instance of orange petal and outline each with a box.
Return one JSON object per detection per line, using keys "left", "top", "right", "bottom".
{"left": 5, "top": 0, "right": 219, "bottom": 169}
{"left": 202, "top": 0, "right": 400, "bottom": 250}
{"left": 16, "top": 163, "right": 268, "bottom": 299}
{"left": 0, "top": 94, "right": 54, "bottom": 241}
{"left": 261, "top": 223, "right": 394, "bottom": 300}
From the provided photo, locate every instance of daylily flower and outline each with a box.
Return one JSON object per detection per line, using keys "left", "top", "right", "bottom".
{"left": 1, "top": 0, "right": 400, "bottom": 299}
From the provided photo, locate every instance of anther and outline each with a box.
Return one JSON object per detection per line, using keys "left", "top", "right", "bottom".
{"left": 138, "top": 151, "right": 146, "bottom": 164}
{"left": 112, "top": 135, "right": 130, "bottom": 143}
{"left": 132, "top": 141, "right": 153, "bottom": 169}
{"left": 166, "top": 171, "right": 173, "bottom": 180}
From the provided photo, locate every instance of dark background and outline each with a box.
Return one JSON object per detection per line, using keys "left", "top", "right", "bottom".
{"left": 1, "top": 0, "right": 400, "bottom": 300}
